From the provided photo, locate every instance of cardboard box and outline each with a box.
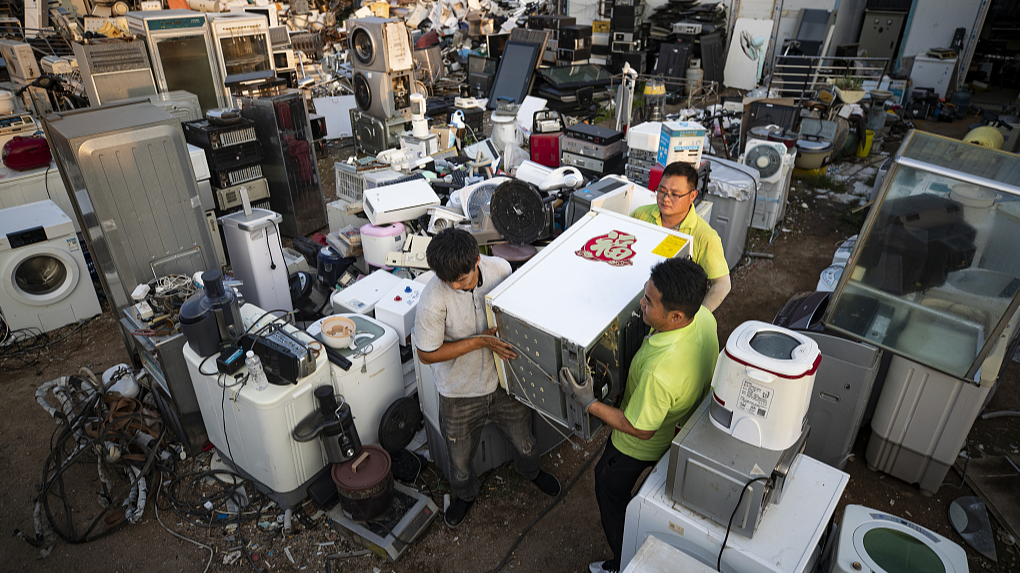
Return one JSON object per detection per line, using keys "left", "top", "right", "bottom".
{"left": 657, "top": 121, "right": 706, "bottom": 167}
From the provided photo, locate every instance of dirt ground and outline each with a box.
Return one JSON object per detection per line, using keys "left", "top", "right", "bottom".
{"left": 2, "top": 116, "right": 1019, "bottom": 573}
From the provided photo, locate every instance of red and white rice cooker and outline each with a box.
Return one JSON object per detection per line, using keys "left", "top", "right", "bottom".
{"left": 709, "top": 321, "right": 821, "bottom": 451}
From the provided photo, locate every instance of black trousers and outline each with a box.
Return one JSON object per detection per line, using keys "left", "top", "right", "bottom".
{"left": 594, "top": 438, "right": 656, "bottom": 571}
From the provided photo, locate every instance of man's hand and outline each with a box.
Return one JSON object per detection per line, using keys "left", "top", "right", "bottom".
{"left": 558, "top": 367, "right": 597, "bottom": 412}
{"left": 479, "top": 327, "right": 517, "bottom": 361}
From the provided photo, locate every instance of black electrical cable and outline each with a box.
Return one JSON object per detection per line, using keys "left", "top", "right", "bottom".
{"left": 265, "top": 229, "right": 277, "bottom": 270}
{"left": 717, "top": 476, "right": 770, "bottom": 572}
{"left": 486, "top": 437, "right": 608, "bottom": 573}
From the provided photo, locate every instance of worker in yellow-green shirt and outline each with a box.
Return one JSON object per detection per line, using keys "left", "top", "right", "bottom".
{"left": 560, "top": 257, "right": 719, "bottom": 573}
{"left": 631, "top": 161, "right": 731, "bottom": 311}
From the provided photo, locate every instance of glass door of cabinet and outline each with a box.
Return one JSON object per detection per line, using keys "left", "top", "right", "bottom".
{"left": 154, "top": 34, "right": 220, "bottom": 112}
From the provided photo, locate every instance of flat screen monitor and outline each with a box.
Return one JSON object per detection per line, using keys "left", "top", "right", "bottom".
{"left": 486, "top": 41, "right": 540, "bottom": 110}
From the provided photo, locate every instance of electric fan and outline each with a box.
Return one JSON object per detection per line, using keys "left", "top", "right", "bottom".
{"left": 489, "top": 179, "right": 552, "bottom": 245}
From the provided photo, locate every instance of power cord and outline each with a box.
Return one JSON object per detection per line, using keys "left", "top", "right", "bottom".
{"left": 717, "top": 476, "right": 769, "bottom": 571}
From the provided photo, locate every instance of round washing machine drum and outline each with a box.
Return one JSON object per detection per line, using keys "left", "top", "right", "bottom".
{"left": 834, "top": 505, "right": 968, "bottom": 573}
{"left": 710, "top": 320, "right": 820, "bottom": 450}
{"left": 4, "top": 245, "right": 81, "bottom": 307}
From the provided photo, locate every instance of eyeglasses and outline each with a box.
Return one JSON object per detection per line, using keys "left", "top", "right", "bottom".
{"left": 655, "top": 188, "right": 696, "bottom": 201}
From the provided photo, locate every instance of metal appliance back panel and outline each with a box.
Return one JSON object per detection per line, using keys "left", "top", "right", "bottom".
{"left": 486, "top": 210, "right": 691, "bottom": 439}
{"left": 42, "top": 102, "right": 216, "bottom": 319}
{"left": 239, "top": 92, "right": 326, "bottom": 237}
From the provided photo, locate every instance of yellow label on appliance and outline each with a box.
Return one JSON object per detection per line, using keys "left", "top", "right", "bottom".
{"left": 652, "top": 235, "right": 688, "bottom": 258}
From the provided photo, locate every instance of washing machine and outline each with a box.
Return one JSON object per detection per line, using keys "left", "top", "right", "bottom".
{"left": 830, "top": 505, "right": 968, "bottom": 573}
{"left": 0, "top": 200, "right": 101, "bottom": 333}
{"left": 306, "top": 313, "right": 403, "bottom": 446}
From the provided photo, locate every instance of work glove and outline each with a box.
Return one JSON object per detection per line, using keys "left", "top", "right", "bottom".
{"left": 559, "top": 367, "right": 597, "bottom": 412}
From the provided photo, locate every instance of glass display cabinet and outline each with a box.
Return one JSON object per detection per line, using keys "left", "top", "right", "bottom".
{"left": 826, "top": 131, "right": 1020, "bottom": 383}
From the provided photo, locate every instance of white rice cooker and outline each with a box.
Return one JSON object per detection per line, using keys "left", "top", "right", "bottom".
{"left": 709, "top": 321, "right": 820, "bottom": 450}
{"left": 830, "top": 505, "right": 968, "bottom": 573}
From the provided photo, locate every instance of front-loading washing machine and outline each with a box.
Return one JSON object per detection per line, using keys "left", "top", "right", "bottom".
{"left": 831, "top": 505, "right": 968, "bottom": 573}
{"left": 0, "top": 199, "right": 102, "bottom": 333}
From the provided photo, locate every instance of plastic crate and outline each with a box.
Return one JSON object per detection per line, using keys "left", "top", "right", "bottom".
{"left": 333, "top": 162, "right": 399, "bottom": 204}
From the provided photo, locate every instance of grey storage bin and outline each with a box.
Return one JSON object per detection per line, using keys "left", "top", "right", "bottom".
{"left": 702, "top": 156, "right": 759, "bottom": 269}
{"left": 799, "top": 331, "right": 883, "bottom": 470}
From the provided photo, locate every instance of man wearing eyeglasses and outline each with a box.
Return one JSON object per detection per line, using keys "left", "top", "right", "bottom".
{"left": 631, "top": 161, "right": 731, "bottom": 311}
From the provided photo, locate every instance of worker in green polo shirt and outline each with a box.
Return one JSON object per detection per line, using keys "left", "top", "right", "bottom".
{"left": 631, "top": 161, "right": 731, "bottom": 311}
{"left": 560, "top": 257, "right": 719, "bottom": 573}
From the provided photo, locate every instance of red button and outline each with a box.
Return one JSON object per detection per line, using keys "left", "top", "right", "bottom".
{"left": 394, "top": 296, "right": 402, "bottom": 301}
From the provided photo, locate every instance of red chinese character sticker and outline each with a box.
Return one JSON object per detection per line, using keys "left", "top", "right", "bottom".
{"left": 575, "top": 230, "right": 637, "bottom": 266}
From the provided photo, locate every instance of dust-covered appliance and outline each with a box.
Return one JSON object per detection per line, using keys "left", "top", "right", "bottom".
{"left": 208, "top": 13, "right": 275, "bottom": 99}
{"left": 352, "top": 69, "right": 414, "bottom": 121}
{"left": 564, "top": 175, "right": 635, "bottom": 228}
{"left": 127, "top": 9, "right": 222, "bottom": 112}
{"left": 219, "top": 207, "right": 292, "bottom": 313}
{"left": 373, "top": 279, "right": 424, "bottom": 344}
{"left": 0, "top": 200, "right": 101, "bottom": 333}
{"left": 360, "top": 222, "right": 406, "bottom": 268}
{"left": 0, "top": 157, "right": 76, "bottom": 232}
{"left": 830, "top": 505, "right": 968, "bottom": 573}
{"left": 238, "top": 92, "right": 325, "bottom": 237}
{"left": 346, "top": 17, "right": 414, "bottom": 74}
{"left": 621, "top": 449, "right": 848, "bottom": 573}
{"left": 741, "top": 140, "right": 794, "bottom": 230}
{"left": 363, "top": 179, "right": 439, "bottom": 225}
{"left": 451, "top": 177, "right": 508, "bottom": 245}
{"left": 184, "top": 302, "right": 331, "bottom": 509}
{"left": 709, "top": 321, "right": 821, "bottom": 450}
{"left": 41, "top": 102, "right": 218, "bottom": 338}
{"left": 330, "top": 269, "right": 403, "bottom": 315}
{"left": 72, "top": 39, "right": 158, "bottom": 106}
{"left": 485, "top": 210, "right": 693, "bottom": 439}
{"left": 350, "top": 109, "right": 406, "bottom": 156}
{"left": 306, "top": 313, "right": 403, "bottom": 446}
{"left": 0, "top": 41, "right": 42, "bottom": 84}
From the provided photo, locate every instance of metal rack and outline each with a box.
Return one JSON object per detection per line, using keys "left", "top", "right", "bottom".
{"left": 768, "top": 56, "right": 890, "bottom": 103}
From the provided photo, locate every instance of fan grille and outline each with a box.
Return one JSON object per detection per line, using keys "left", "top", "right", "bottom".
{"left": 745, "top": 144, "right": 783, "bottom": 179}
{"left": 466, "top": 183, "right": 499, "bottom": 221}
{"left": 490, "top": 180, "right": 546, "bottom": 245}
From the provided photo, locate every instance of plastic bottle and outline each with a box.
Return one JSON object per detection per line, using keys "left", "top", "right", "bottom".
{"left": 245, "top": 351, "right": 269, "bottom": 391}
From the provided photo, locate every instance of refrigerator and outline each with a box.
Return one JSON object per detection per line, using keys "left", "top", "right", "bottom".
{"left": 238, "top": 91, "right": 327, "bottom": 237}
{"left": 485, "top": 210, "right": 693, "bottom": 439}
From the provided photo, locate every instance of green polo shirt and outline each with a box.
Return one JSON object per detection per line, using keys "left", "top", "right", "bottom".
{"left": 631, "top": 204, "right": 730, "bottom": 279}
{"left": 611, "top": 306, "right": 719, "bottom": 461}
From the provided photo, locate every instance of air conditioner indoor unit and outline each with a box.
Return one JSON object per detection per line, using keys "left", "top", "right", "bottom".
{"left": 741, "top": 140, "right": 795, "bottom": 231}
{"left": 741, "top": 140, "right": 789, "bottom": 183}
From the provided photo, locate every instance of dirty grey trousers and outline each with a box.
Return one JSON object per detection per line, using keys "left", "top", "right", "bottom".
{"left": 437, "top": 389, "right": 540, "bottom": 501}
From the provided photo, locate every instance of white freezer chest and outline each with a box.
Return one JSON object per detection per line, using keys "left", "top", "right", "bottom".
{"left": 485, "top": 210, "right": 692, "bottom": 439}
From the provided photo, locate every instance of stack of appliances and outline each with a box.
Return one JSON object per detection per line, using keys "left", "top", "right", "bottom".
{"left": 527, "top": 15, "right": 577, "bottom": 66}
{"left": 485, "top": 210, "right": 692, "bottom": 439}
{"left": 557, "top": 25, "right": 593, "bottom": 66}
{"left": 616, "top": 322, "right": 849, "bottom": 572}
{"left": 41, "top": 101, "right": 218, "bottom": 352}
{"left": 626, "top": 122, "right": 661, "bottom": 187}
{"left": 560, "top": 122, "right": 626, "bottom": 179}
{"left": 347, "top": 17, "right": 415, "bottom": 155}
{"left": 126, "top": 9, "right": 223, "bottom": 113}
{"left": 184, "top": 112, "right": 270, "bottom": 220}
{"left": 238, "top": 92, "right": 326, "bottom": 237}
{"left": 610, "top": 0, "right": 647, "bottom": 73}
{"left": 207, "top": 13, "right": 275, "bottom": 100}
{"left": 591, "top": 21, "right": 611, "bottom": 67}
{"left": 72, "top": 39, "right": 158, "bottom": 106}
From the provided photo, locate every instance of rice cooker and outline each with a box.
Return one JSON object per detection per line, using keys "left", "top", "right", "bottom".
{"left": 710, "top": 321, "right": 820, "bottom": 451}
{"left": 795, "top": 138, "right": 833, "bottom": 170}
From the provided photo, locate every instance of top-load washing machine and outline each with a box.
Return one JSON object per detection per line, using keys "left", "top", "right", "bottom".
{"left": 0, "top": 200, "right": 102, "bottom": 333}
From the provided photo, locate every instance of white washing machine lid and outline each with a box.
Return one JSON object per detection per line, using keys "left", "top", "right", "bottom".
{"left": 844, "top": 505, "right": 968, "bottom": 573}
{"left": 0, "top": 200, "right": 75, "bottom": 252}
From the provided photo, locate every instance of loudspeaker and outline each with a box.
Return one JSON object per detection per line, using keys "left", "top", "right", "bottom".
{"left": 352, "top": 69, "right": 413, "bottom": 120}
{"left": 348, "top": 17, "right": 414, "bottom": 73}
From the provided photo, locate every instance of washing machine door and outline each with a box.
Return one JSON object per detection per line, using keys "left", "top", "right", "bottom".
{"left": 853, "top": 521, "right": 957, "bottom": 573}
{"left": 3, "top": 242, "right": 81, "bottom": 307}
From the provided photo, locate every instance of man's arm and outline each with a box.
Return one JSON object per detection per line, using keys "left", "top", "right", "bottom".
{"left": 703, "top": 273, "right": 731, "bottom": 312}
{"left": 417, "top": 326, "right": 517, "bottom": 365}
{"left": 587, "top": 402, "right": 656, "bottom": 440}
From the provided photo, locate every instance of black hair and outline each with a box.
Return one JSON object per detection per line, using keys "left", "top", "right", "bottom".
{"left": 426, "top": 228, "right": 480, "bottom": 283}
{"left": 649, "top": 257, "right": 708, "bottom": 318}
{"left": 659, "top": 161, "right": 699, "bottom": 191}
